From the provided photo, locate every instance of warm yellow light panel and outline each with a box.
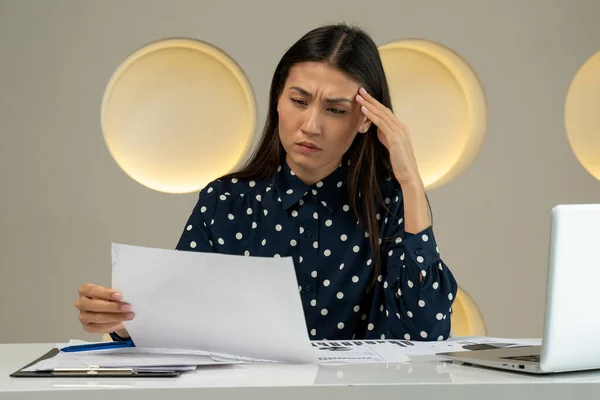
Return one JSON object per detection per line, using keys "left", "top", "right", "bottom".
{"left": 565, "top": 51, "right": 600, "bottom": 181}
{"left": 101, "top": 38, "right": 256, "bottom": 193}
{"left": 379, "top": 40, "right": 487, "bottom": 190}
{"left": 451, "top": 287, "right": 487, "bottom": 337}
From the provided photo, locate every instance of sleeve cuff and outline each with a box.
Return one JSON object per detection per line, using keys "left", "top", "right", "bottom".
{"left": 402, "top": 225, "right": 440, "bottom": 267}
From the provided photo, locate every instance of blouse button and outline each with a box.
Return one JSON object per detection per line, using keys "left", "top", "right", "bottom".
{"left": 306, "top": 230, "right": 313, "bottom": 238}
{"left": 415, "top": 249, "right": 424, "bottom": 256}
{"left": 304, "top": 284, "right": 312, "bottom": 292}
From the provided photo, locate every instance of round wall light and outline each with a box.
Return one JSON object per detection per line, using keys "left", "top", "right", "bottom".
{"left": 378, "top": 40, "right": 487, "bottom": 190}
{"left": 101, "top": 38, "right": 256, "bottom": 193}
{"left": 565, "top": 51, "right": 600, "bottom": 181}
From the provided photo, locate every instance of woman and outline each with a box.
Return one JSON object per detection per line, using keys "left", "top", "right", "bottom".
{"left": 75, "top": 23, "right": 458, "bottom": 342}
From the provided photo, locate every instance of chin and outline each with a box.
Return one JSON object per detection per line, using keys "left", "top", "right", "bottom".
{"left": 290, "top": 151, "right": 342, "bottom": 175}
{"left": 283, "top": 147, "right": 313, "bottom": 165}
{"left": 287, "top": 152, "right": 314, "bottom": 167}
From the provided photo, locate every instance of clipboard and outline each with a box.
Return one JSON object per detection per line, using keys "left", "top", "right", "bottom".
{"left": 10, "top": 348, "right": 182, "bottom": 378}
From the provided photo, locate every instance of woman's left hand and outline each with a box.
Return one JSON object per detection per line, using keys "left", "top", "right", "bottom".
{"left": 356, "top": 87, "right": 423, "bottom": 188}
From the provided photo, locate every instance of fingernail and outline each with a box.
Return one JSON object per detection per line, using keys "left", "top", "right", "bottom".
{"left": 112, "top": 293, "right": 122, "bottom": 301}
{"left": 125, "top": 313, "right": 135, "bottom": 320}
{"left": 361, "top": 105, "right": 369, "bottom": 113}
{"left": 356, "top": 94, "right": 364, "bottom": 102}
{"left": 359, "top": 87, "right": 367, "bottom": 94}
{"left": 121, "top": 304, "right": 131, "bottom": 312}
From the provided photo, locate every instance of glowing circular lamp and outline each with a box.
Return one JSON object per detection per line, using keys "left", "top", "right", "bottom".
{"left": 101, "top": 38, "right": 256, "bottom": 193}
{"left": 451, "top": 287, "right": 487, "bottom": 337}
{"left": 565, "top": 51, "right": 600, "bottom": 181}
{"left": 378, "top": 40, "right": 487, "bottom": 189}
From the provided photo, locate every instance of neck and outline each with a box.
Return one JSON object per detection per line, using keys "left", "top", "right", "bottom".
{"left": 286, "top": 154, "right": 341, "bottom": 186}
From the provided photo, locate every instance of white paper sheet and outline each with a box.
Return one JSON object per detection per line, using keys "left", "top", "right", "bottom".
{"left": 311, "top": 337, "right": 542, "bottom": 364}
{"left": 111, "top": 243, "right": 316, "bottom": 363}
{"left": 24, "top": 346, "right": 223, "bottom": 372}
{"left": 23, "top": 355, "right": 199, "bottom": 372}
{"left": 70, "top": 348, "right": 220, "bottom": 368}
{"left": 24, "top": 345, "right": 222, "bottom": 372}
{"left": 57, "top": 339, "right": 97, "bottom": 349}
{"left": 59, "top": 341, "right": 274, "bottom": 365}
{"left": 402, "top": 336, "right": 542, "bottom": 357}
{"left": 315, "top": 341, "right": 409, "bottom": 363}
{"left": 22, "top": 351, "right": 89, "bottom": 372}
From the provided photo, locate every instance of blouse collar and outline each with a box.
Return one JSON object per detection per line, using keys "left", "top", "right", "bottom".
{"left": 274, "top": 155, "right": 349, "bottom": 212}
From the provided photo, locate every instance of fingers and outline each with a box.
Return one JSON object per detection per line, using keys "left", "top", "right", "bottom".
{"left": 78, "top": 310, "right": 135, "bottom": 325}
{"left": 357, "top": 87, "right": 384, "bottom": 109}
{"left": 356, "top": 96, "right": 394, "bottom": 135}
{"left": 377, "top": 130, "right": 389, "bottom": 149}
{"left": 357, "top": 87, "right": 397, "bottom": 123}
{"left": 75, "top": 296, "right": 131, "bottom": 313}
{"left": 78, "top": 283, "right": 123, "bottom": 301}
{"left": 76, "top": 283, "right": 134, "bottom": 334}
{"left": 357, "top": 100, "right": 391, "bottom": 132}
{"left": 81, "top": 322, "right": 125, "bottom": 334}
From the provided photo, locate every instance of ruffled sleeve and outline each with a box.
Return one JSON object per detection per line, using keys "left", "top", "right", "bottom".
{"left": 381, "top": 188, "right": 458, "bottom": 341}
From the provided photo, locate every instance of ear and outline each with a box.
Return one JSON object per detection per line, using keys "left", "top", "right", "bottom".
{"left": 358, "top": 117, "right": 372, "bottom": 134}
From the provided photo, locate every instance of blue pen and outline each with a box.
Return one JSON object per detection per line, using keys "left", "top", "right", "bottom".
{"left": 60, "top": 339, "right": 135, "bottom": 353}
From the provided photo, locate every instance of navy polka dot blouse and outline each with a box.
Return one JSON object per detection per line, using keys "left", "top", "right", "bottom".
{"left": 176, "top": 157, "right": 458, "bottom": 341}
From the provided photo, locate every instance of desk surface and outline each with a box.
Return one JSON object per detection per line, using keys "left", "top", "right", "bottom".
{"left": 2, "top": 344, "right": 600, "bottom": 400}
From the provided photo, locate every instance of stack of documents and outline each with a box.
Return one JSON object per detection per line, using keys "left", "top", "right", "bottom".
{"left": 12, "top": 243, "right": 543, "bottom": 377}
{"left": 14, "top": 340, "right": 229, "bottom": 376}
{"left": 14, "top": 335, "right": 542, "bottom": 377}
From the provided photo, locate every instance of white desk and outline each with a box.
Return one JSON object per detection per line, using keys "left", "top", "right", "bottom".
{"left": 2, "top": 344, "right": 600, "bottom": 399}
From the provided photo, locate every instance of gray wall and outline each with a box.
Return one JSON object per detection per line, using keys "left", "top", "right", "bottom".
{"left": 1, "top": 0, "right": 599, "bottom": 343}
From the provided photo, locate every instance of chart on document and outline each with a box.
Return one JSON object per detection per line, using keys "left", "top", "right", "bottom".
{"left": 313, "top": 340, "right": 413, "bottom": 363}
{"left": 312, "top": 337, "right": 541, "bottom": 364}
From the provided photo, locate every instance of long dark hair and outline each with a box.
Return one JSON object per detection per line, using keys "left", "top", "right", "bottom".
{"left": 224, "top": 23, "right": 413, "bottom": 289}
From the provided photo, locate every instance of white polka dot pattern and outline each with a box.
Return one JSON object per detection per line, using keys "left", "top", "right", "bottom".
{"left": 175, "top": 158, "right": 457, "bottom": 341}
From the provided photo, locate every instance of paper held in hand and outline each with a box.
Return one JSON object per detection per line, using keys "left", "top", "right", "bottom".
{"left": 111, "top": 243, "right": 317, "bottom": 363}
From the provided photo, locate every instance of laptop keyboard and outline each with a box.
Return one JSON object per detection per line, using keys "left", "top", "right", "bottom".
{"left": 502, "top": 354, "right": 540, "bottom": 362}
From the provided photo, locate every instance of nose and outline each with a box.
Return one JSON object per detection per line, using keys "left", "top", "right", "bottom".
{"left": 301, "top": 106, "right": 322, "bottom": 136}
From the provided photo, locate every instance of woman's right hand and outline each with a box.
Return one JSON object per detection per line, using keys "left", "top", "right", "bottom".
{"left": 75, "top": 283, "right": 134, "bottom": 338}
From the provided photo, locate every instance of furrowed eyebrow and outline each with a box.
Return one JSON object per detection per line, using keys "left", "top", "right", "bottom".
{"left": 290, "top": 86, "right": 353, "bottom": 104}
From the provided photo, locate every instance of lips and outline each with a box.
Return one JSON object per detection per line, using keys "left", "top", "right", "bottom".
{"left": 298, "top": 141, "right": 321, "bottom": 150}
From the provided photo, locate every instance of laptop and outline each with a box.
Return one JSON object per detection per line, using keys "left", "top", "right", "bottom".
{"left": 440, "top": 204, "right": 600, "bottom": 374}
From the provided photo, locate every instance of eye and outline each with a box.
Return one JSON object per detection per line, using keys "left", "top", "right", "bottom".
{"left": 328, "top": 108, "right": 346, "bottom": 115}
{"left": 291, "top": 98, "right": 307, "bottom": 106}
